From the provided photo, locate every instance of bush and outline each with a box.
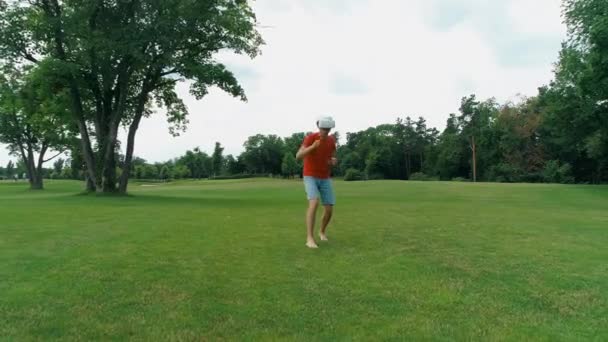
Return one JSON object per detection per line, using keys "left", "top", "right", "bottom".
{"left": 409, "top": 172, "right": 427, "bottom": 181}
{"left": 409, "top": 172, "right": 439, "bottom": 181}
{"left": 344, "top": 168, "right": 365, "bottom": 181}
{"left": 367, "top": 173, "right": 385, "bottom": 180}
{"left": 521, "top": 172, "right": 543, "bottom": 183}
{"left": 451, "top": 177, "right": 469, "bottom": 182}
{"left": 542, "top": 160, "right": 575, "bottom": 184}
{"left": 50, "top": 171, "right": 61, "bottom": 179}
{"left": 487, "top": 163, "right": 523, "bottom": 183}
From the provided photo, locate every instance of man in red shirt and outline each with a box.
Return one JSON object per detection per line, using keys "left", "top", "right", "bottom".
{"left": 296, "top": 116, "right": 337, "bottom": 249}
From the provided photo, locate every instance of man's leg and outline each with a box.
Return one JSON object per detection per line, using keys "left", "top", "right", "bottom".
{"left": 318, "top": 178, "right": 335, "bottom": 241}
{"left": 306, "top": 199, "right": 320, "bottom": 248}
{"left": 303, "top": 177, "right": 320, "bottom": 248}
{"left": 306, "top": 199, "right": 319, "bottom": 248}
{"left": 319, "top": 205, "right": 333, "bottom": 241}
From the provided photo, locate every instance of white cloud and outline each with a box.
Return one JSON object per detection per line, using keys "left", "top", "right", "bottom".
{"left": 507, "top": 0, "right": 566, "bottom": 36}
{"left": 0, "top": 0, "right": 567, "bottom": 166}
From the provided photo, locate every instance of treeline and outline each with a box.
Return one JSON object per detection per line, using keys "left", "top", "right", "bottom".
{"left": 5, "top": 85, "right": 603, "bottom": 184}
{"left": 2, "top": 89, "right": 607, "bottom": 184}
{"left": 1, "top": 0, "right": 606, "bottom": 187}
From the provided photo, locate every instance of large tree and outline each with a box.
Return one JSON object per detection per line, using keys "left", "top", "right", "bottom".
{"left": 211, "top": 142, "right": 224, "bottom": 176}
{"left": 539, "top": 0, "right": 608, "bottom": 183}
{"left": 5, "top": 160, "right": 15, "bottom": 179}
{"left": 281, "top": 152, "right": 298, "bottom": 178}
{"left": 283, "top": 132, "right": 306, "bottom": 176}
{"left": 241, "top": 134, "right": 285, "bottom": 175}
{"left": 0, "top": 0, "right": 263, "bottom": 193}
{"left": 457, "top": 95, "right": 499, "bottom": 182}
{"left": 0, "top": 65, "right": 70, "bottom": 189}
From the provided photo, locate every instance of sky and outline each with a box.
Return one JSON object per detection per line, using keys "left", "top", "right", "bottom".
{"left": 0, "top": 0, "right": 568, "bottom": 166}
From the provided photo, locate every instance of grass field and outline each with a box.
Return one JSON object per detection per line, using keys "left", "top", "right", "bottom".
{"left": 1, "top": 179, "right": 607, "bottom": 340}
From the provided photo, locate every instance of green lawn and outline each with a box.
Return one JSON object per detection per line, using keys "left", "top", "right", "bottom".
{"left": 1, "top": 179, "right": 607, "bottom": 340}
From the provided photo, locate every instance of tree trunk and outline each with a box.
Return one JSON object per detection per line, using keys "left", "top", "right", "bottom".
{"left": 118, "top": 77, "right": 151, "bottom": 194}
{"left": 119, "top": 115, "right": 142, "bottom": 193}
{"left": 101, "top": 133, "right": 119, "bottom": 193}
{"left": 26, "top": 148, "right": 37, "bottom": 189}
{"left": 20, "top": 143, "right": 44, "bottom": 190}
{"left": 85, "top": 174, "right": 96, "bottom": 192}
{"left": 30, "top": 173, "right": 44, "bottom": 190}
{"left": 77, "top": 119, "right": 99, "bottom": 192}
{"left": 101, "top": 67, "right": 129, "bottom": 193}
{"left": 31, "top": 144, "right": 49, "bottom": 190}
{"left": 26, "top": 163, "right": 43, "bottom": 190}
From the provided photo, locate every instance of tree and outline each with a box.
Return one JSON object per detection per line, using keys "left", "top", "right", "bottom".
{"left": 283, "top": 132, "right": 306, "bottom": 176}
{"left": 241, "top": 134, "right": 285, "bottom": 175}
{"left": 414, "top": 117, "right": 429, "bottom": 170}
{"left": 457, "top": 95, "right": 498, "bottom": 182}
{"left": 425, "top": 114, "right": 467, "bottom": 180}
{"left": 6, "top": 160, "right": 14, "bottom": 179}
{"left": 211, "top": 142, "right": 224, "bottom": 176}
{"left": 159, "top": 165, "right": 170, "bottom": 181}
{"left": 241, "top": 134, "right": 265, "bottom": 174}
{"left": 338, "top": 149, "right": 364, "bottom": 175}
{"left": 458, "top": 96, "right": 480, "bottom": 182}
{"left": 52, "top": 157, "right": 65, "bottom": 178}
{"left": 395, "top": 117, "right": 417, "bottom": 179}
{"left": 0, "top": 0, "right": 263, "bottom": 193}
{"left": 177, "top": 148, "right": 210, "bottom": 179}
{"left": 143, "top": 164, "right": 159, "bottom": 180}
{"left": 15, "top": 158, "right": 27, "bottom": 178}
{"left": 171, "top": 165, "right": 190, "bottom": 179}
{"left": 0, "top": 64, "right": 71, "bottom": 189}
{"left": 53, "top": 158, "right": 65, "bottom": 174}
{"left": 133, "top": 163, "right": 158, "bottom": 180}
{"left": 60, "top": 166, "right": 72, "bottom": 180}
{"left": 489, "top": 98, "right": 545, "bottom": 182}
{"left": 539, "top": 0, "right": 608, "bottom": 183}
{"left": 225, "top": 154, "right": 245, "bottom": 175}
{"left": 281, "top": 153, "right": 298, "bottom": 178}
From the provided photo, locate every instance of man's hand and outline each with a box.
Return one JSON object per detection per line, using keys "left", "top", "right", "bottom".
{"left": 296, "top": 140, "right": 321, "bottom": 160}
{"left": 329, "top": 157, "right": 338, "bottom": 166}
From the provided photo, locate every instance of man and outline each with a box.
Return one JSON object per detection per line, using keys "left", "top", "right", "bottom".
{"left": 296, "top": 116, "right": 338, "bottom": 249}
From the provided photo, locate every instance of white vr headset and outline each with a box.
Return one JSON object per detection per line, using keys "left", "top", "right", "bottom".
{"left": 317, "top": 116, "right": 335, "bottom": 129}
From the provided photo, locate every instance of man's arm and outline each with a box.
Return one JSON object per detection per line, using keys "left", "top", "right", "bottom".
{"left": 296, "top": 140, "right": 321, "bottom": 160}
{"left": 329, "top": 142, "right": 338, "bottom": 166}
{"left": 330, "top": 150, "right": 338, "bottom": 166}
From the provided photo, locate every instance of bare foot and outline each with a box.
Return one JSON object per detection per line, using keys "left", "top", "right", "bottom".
{"left": 306, "top": 240, "right": 319, "bottom": 249}
{"left": 319, "top": 233, "right": 328, "bottom": 241}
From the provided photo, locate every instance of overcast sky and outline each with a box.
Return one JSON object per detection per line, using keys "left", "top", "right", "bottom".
{"left": 0, "top": 0, "right": 567, "bottom": 166}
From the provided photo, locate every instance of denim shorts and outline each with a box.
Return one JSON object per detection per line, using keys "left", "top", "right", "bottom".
{"left": 303, "top": 176, "right": 335, "bottom": 205}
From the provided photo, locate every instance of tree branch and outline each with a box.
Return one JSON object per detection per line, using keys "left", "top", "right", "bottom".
{"left": 160, "top": 68, "right": 179, "bottom": 77}
{"left": 86, "top": 1, "right": 105, "bottom": 132}
{"left": 37, "top": 141, "right": 49, "bottom": 170}
{"left": 43, "top": 150, "right": 65, "bottom": 163}
{"left": 22, "top": 52, "right": 40, "bottom": 64}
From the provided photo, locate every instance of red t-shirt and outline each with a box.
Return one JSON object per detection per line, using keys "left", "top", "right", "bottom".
{"left": 302, "top": 133, "right": 336, "bottom": 179}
